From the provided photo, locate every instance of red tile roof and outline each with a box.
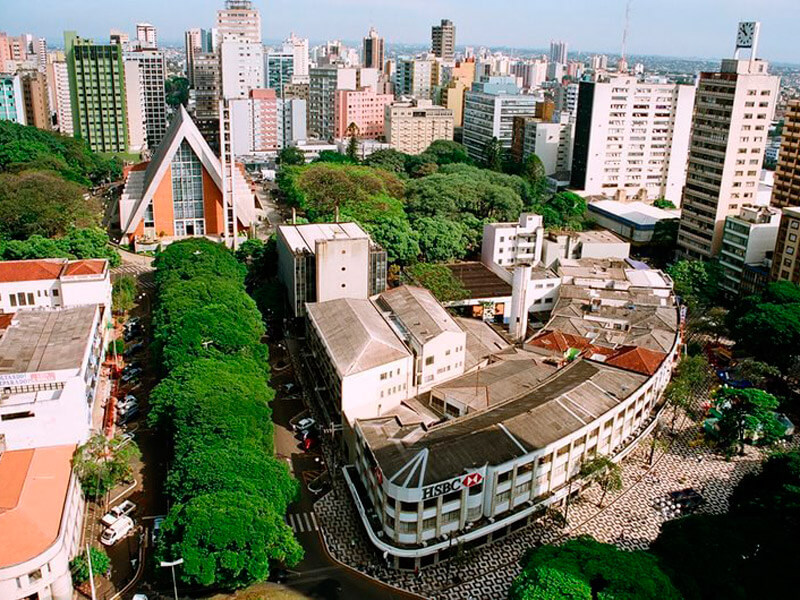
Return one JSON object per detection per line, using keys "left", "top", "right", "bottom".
{"left": 0, "top": 313, "right": 14, "bottom": 331}
{"left": 62, "top": 260, "right": 107, "bottom": 277}
{"left": 605, "top": 345, "right": 667, "bottom": 376}
{"left": 0, "top": 260, "right": 65, "bottom": 283}
{"left": 528, "top": 330, "right": 592, "bottom": 354}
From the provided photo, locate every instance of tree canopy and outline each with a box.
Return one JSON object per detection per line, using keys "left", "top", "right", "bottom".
{"left": 666, "top": 259, "right": 722, "bottom": 310}
{"left": 165, "top": 76, "right": 190, "bottom": 107}
{"left": 509, "top": 535, "right": 681, "bottom": 600}
{"left": 0, "top": 226, "right": 121, "bottom": 266}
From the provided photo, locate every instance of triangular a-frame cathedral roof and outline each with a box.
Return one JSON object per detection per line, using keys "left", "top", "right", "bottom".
{"left": 119, "top": 106, "right": 256, "bottom": 235}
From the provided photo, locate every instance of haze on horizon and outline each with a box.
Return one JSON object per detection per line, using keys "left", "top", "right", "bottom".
{"left": 1, "top": 0, "right": 799, "bottom": 64}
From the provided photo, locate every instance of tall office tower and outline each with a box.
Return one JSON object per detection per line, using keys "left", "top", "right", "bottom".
{"left": 47, "top": 53, "right": 73, "bottom": 134}
{"left": 123, "top": 60, "right": 147, "bottom": 152}
{"left": 570, "top": 76, "right": 696, "bottom": 204}
{"left": 393, "top": 56, "right": 435, "bottom": 99}
{"left": 441, "top": 60, "right": 476, "bottom": 128}
{"left": 0, "top": 74, "right": 25, "bottom": 123}
{"left": 771, "top": 100, "right": 800, "bottom": 208}
{"left": 64, "top": 31, "right": 129, "bottom": 153}
{"left": 19, "top": 70, "right": 50, "bottom": 129}
{"left": 33, "top": 37, "right": 47, "bottom": 72}
{"left": 550, "top": 40, "right": 568, "bottom": 65}
{"left": 308, "top": 65, "right": 357, "bottom": 139}
{"left": 718, "top": 205, "right": 781, "bottom": 296}
{"left": 363, "top": 27, "right": 384, "bottom": 70}
{"left": 677, "top": 22, "right": 780, "bottom": 259}
{"left": 771, "top": 207, "right": 800, "bottom": 284}
{"left": 265, "top": 48, "right": 294, "bottom": 97}
{"left": 431, "top": 19, "right": 455, "bottom": 61}
{"left": 185, "top": 28, "right": 213, "bottom": 85}
{"left": 136, "top": 23, "right": 157, "bottom": 49}
{"left": 124, "top": 50, "right": 168, "bottom": 148}
{"left": 216, "top": 0, "right": 261, "bottom": 43}
{"left": 190, "top": 51, "right": 222, "bottom": 147}
{"left": 285, "top": 33, "right": 309, "bottom": 80}
{"left": 462, "top": 76, "right": 537, "bottom": 161}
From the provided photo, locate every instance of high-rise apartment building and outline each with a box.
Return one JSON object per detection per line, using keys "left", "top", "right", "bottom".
{"left": 217, "top": 0, "right": 263, "bottom": 100}
{"left": 511, "top": 116, "right": 574, "bottom": 175}
{"left": 363, "top": 27, "right": 384, "bottom": 70}
{"left": 771, "top": 206, "right": 800, "bottom": 284}
{"left": 230, "top": 88, "right": 279, "bottom": 155}
{"left": 216, "top": 0, "right": 261, "bottom": 43}
{"left": 185, "top": 28, "right": 213, "bottom": 85}
{"left": 431, "top": 19, "right": 455, "bottom": 61}
{"left": 190, "top": 51, "right": 222, "bottom": 147}
{"left": 550, "top": 40, "right": 568, "bottom": 65}
{"left": 136, "top": 23, "right": 157, "bottom": 49}
{"left": 394, "top": 56, "right": 435, "bottom": 100}
{"left": 463, "top": 76, "right": 538, "bottom": 162}
{"left": 570, "top": 76, "right": 696, "bottom": 204}
{"left": 123, "top": 60, "right": 146, "bottom": 153}
{"left": 265, "top": 48, "right": 294, "bottom": 98}
{"left": 64, "top": 31, "right": 129, "bottom": 154}
{"left": 20, "top": 70, "right": 50, "bottom": 129}
{"left": 309, "top": 66, "right": 358, "bottom": 139}
{"left": 719, "top": 205, "right": 781, "bottom": 296}
{"left": 0, "top": 74, "right": 25, "bottom": 124}
{"left": 334, "top": 87, "right": 393, "bottom": 139}
{"left": 47, "top": 53, "right": 73, "bottom": 134}
{"left": 385, "top": 99, "right": 454, "bottom": 155}
{"left": 677, "top": 24, "right": 779, "bottom": 258}
{"left": 124, "top": 50, "right": 168, "bottom": 148}
{"left": 278, "top": 97, "right": 307, "bottom": 148}
{"left": 285, "top": 33, "right": 309, "bottom": 81}
{"left": 771, "top": 100, "right": 800, "bottom": 208}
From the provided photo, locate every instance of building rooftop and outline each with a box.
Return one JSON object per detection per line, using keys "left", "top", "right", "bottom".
{"left": 278, "top": 222, "right": 372, "bottom": 255}
{"left": 588, "top": 199, "right": 681, "bottom": 229}
{"left": 455, "top": 317, "right": 512, "bottom": 370}
{"left": 376, "top": 286, "right": 462, "bottom": 344}
{"left": 0, "top": 445, "right": 76, "bottom": 567}
{"left": 445, "top": 262, "right": 512, "bottom": 299}
{"left": 0, "top": 259, "right": 108, "bottom": 283}
{"left": 306, "top": 298, "right": 410, "bottom": 377}
{"left": 0, "top": 306, "right": 98, "bottom": 375}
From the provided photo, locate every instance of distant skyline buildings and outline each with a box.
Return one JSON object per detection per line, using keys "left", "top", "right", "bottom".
{"left": 5, "top": 1, "right": 799, "bottom": 63}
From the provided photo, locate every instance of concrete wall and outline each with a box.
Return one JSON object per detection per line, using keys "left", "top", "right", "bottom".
{"left": 315, "top": 238, "right": 370, "bottom": 303}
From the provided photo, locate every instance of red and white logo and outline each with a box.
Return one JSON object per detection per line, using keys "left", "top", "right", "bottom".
{"left": 462, "top": 472, "right": 483, "bottom": 487}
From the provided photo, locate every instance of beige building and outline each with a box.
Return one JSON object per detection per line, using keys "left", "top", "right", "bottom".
{"left": 771, "top": 206, "right": 800, "bottom": 284}
{"left": 677, "top": 52, "right": 780, "bottom": 258}
{"left": 20, "top": 70, "right": 50, "bottom": 130}
{"left": 385, "top": 99, "right": 454, "bottom": 155}
{"left": 771, "top": 100, "right": 800, "bottom": 208}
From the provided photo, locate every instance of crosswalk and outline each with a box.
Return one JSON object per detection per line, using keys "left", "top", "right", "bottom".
{"left": 286, "top": 511, "right": 319, "bottom": 533}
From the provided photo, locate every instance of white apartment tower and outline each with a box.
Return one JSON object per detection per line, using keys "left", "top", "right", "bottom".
{"left": 136, "top": 23, "right": 157, "bottom": 49}
{"left": 570, "top": 76, "right": 696, "bottom": 204}
{"left": 124, "top": 50, "right": 168, "bottom": 148}
{"left": 217, "top": 0, "right": 264, "bottom": 99}
{"left": 677, "top": 22, "right": 780, "bottom": 259}
{"left": 46, "top": 54, "right": 73, "bottom": 135}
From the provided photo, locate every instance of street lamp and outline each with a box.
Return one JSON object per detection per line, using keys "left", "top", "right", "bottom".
{"left": 160, "top": 558, "right": 184, "bottom": 600}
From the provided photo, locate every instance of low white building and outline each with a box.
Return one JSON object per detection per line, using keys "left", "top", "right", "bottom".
{"left": 0, "top": 445, "right": 85, "bottom": 600}
{"left": 0, "top": 305, "right": 105, "bottom": 451}
{"left": 542, "top": 230, "right": 630, "bottom": 268}
{"left": 587, "top": 199, "right": 681, "bottom": 243}
{"left": 0, "top": 259, "right": 112, "bottom": 323}
{"left": 481, "top": 213, "right": 544, "bottom": 268}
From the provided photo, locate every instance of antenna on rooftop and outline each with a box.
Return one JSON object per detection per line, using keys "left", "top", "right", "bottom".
{"left": 621, "top": 0, "right": 632, "bottom": 61}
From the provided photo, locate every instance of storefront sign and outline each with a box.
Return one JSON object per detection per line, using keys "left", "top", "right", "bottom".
{"left": 0, "top": 371, "right": 58, "bottom": 387}
{"left": 421, "top": 472, "right": 483, "bottom": 500}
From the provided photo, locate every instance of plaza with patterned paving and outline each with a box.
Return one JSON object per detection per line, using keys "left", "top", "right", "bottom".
{"left": 311, "top": 388, "right": 797, "bottom": 600}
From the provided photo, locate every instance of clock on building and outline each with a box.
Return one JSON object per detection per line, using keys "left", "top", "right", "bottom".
{"left": 736, "top": 21, "right": 757, "bottom": 49}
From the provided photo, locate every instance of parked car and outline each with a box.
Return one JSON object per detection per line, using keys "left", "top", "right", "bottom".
{"left": 119, "top": 394, "right": 138, "bottom": 408}
{"left": 124, "top": 329, "right": 139, "bottom": 343}
{"left": 125, "top": 317, "right": 141, "bottom": 329}
{"left": 101, "top": 516, "right": 134, "bottom": 546}
{"left": 151, "top": 515, "right": 165, "bottom": 544}
{"left": 124, "top": 342, "right": 145, "bottom": 358}
{"left": 293, "top": 417, "right": 316, "bottom": 433}
{"left": 302, "top": 435, "right": 319, "bottom": 452}
{"left": 101, "top": 500, "right": 137, "bottom": 527}
{"left": 121, "top": 368, "right": 143, "bottom": 383}
{"left": 117, "top": 404, "right": 140, "bottom": 424}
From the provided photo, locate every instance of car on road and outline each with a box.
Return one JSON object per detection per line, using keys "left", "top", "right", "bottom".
{"left": 293, "top": 417, "right": 316, "bottom": 433}
{"left": 151, "top": 515, "right": 165, "bottom": 544}
{"left": 124, "top": 342, "right": 145, "bottom": 358}
{"left": 117, "top": 404, "right": 140, "bottom": 424}
{"left": 121, "top": 368, "right": 143, "bottom": 383}
{"left": 302, "top": 435, "right": 319, "bottom": 452}
{"left": 101, "top": 500, "right": 137, "bottom": 527}
{"left": 100, "top": 516, "right": 134, "bottom": 546}
{"left": 125, "top": 317, "right": 141, "bottom": 329}
{"left": 119, "top": 393, "right": 138, "bottom": 408}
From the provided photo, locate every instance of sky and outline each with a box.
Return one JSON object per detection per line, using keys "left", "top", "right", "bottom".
{"left": 2, "top": 0, "right": 799, "bottom": 63}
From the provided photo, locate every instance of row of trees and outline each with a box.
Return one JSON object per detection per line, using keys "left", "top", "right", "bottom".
{"left": 510, "top": 449, "right": 800, "bottom": 599}
{"left": 0, "top": 226, "right": 121, "bottom": 266}
{"left": 148, "top": 239, "right": 302, "bottom": 588}
{"left": 276, "top": 141, "right": 591, "bottom": 265}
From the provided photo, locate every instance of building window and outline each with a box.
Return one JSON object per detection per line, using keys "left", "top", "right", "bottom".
{"left": 425, "top": 356, "right": 434, "bottom": 366}
{"left": 422, "top": 516, "right": 436, "bottom": 531}
{"left": 172, "top": 140, "right": 206, "bottom": 236}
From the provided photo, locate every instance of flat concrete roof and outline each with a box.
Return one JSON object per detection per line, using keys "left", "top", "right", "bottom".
{"left": 278, "top": 222, "right": 370, "bottom": 255}
{"left": 588, "top": 199, "right": 681, "bottom": 228}
{"left": 0, "top": 306, "right": 98, "bottom": 375}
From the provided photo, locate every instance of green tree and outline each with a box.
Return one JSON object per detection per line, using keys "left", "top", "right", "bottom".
{"left": 666, "top": 259, "right": 722, "bottom": 310}
{"left": 730, "top": 450, "right": 800, "bottom": 514}
{"left": 70, "top": 547, "right": 111, "bottom": 585}
{"left": 346, "top": 127, "right": 359, "bottom": 162}
{"left": 579, "top": 455, "right": 623, "bottom": 507}
{"left": 362, "top": 148, "right": 409, "bottom": 175}
{"left": 277, "top": 146, "right": 306, "bottom": 166}
{"left": 112, "top": 275, "right": 137, "bottom": 313}
{"left": 714, "top": 387, "right": 784, "bottom": 455}
{"left": 419, "top": 139, "right": 471, "bottom": 167}
{"left": 153, "top": 238, "right": 245, "bottom": 287}
{"left": 413, "top": 216, "right": 468, "bottom": 263}
{"left": 0, "top": 171, "right": 99, "bottom": 239}
{"left": 732, "top": 359, "right": 781, "bottom": 388}
{"left": 521, "top": 153, "right": 548, "bottom": 204}
{"left": 653, "top": 198, "right": 677, "bottom": 209}
{"left": 315, "top": 149, "right": 355, "bottom": 164}
{"left": 407, "top": 263, "right": 469, "bottom": 302}
{"left": 159, "top": 491, "right": 303, "bottom": 588}
{"left": 73, "top": 434, "right": 141, "bottom": 499}
{"left": 484, "top": 136, "right": 503, "bottom": 172}
{"left": 509, "top": 536, "right": 681, "bottom": 600}
{"left": 165, "top": 75, "right": 190, "bottom": 107}
{"left": 362, "top": 215, "right": 420, "bottom": 264}
{"left": 537, "top": 190, "right": 588, "bottom": 230}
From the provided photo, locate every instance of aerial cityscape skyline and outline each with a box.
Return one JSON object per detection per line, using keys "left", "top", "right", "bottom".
{"left": 2, "top": 0, "right": 800, "bottom": 63}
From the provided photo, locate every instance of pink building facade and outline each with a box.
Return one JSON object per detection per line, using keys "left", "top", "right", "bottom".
{"left": 334, "top": 87, "right": 394, "bottom": 139}
{"left": 250, "top": 88, "right": 278, "bottom": 152}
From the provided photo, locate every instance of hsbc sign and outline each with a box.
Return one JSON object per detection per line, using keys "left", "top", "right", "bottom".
{"left": 421, "top": 472, "right": 483, "bottom": 501}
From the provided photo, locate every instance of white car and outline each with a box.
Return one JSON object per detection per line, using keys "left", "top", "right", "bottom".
{"left": 100, "top": 500, "right": 136, "bottom": 527}
{"left": 293, "top": 417, "right": 316, "bottom": 432}
{"left": 100, "top": 515, "right": 134, "bottom": 546}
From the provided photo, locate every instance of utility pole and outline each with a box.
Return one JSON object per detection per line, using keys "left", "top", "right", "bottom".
{"left": 86, "top": 544, "right": 97, "bottom": 600}
{"left": 160, "top": 558, "right": 184, "bottom": 600}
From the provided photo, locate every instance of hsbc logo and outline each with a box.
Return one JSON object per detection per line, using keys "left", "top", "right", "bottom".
{"left": 421, "top": 472, "right": 483, "bottom": 500}
{"left": 462, "top": 473, "right": 483, "bottom": 487}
